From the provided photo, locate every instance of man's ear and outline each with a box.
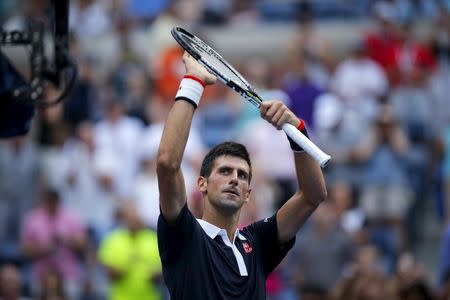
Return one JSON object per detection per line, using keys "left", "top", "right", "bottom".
{"left": 244, "top": 188, "right": 252, "bottom": 203}
{"left": 197, "top": 176, "right": 207, "bottom": 193}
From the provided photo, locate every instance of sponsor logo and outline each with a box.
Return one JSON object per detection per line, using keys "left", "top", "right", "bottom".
{"left": 243, "top": 242, "right": 253, "bottom": 254}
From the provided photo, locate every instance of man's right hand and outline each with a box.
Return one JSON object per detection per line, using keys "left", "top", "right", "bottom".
{"left": 182, "top": 52, "right": 217, "bottom": 85}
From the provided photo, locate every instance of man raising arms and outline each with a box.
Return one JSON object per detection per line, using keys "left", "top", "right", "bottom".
{"left": 156, "top": 52, "right": 327, "bottom": 299}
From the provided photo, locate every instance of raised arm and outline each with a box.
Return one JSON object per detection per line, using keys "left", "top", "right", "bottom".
{"left": 259, "top": 101, "right": 327, "bottom": 243}
{"left": 156, "top": 52, "right": 216, "bottom": 223}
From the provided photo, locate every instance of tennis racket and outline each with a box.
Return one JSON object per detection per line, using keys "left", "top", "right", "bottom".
{"left": 171, "top": 27, "right": 331, "bottom": 167}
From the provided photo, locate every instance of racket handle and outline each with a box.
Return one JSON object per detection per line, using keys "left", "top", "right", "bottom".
{"left": 282, "top": 123, "right": 331, "bottom": 168}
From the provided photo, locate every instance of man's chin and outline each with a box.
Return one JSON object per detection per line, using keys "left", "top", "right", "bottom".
{"left": 215, "top": 198, "right": 243, "bottom": 215}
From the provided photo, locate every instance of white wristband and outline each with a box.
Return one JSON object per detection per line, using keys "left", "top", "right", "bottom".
{"left": 175, "top": 76, "right": 205, "bottom": 109}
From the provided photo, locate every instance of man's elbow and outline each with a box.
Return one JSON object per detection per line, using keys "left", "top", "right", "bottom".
{"left": 318, "top": 185, "right": 327, "bottom": 202}
{"left": 304, "top": 186, "right": 327, "bottom": 208}
{"left": 156, "top": 151, "right": 181, "bottom": 174}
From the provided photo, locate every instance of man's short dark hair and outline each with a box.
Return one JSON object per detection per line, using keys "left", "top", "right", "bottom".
{"left": 200, "top": 142, "right": 252, "bottom": 182}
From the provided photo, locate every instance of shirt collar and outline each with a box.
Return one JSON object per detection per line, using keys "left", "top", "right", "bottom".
{"left": 197, "top": 219, "right": 247, "bottom": 242}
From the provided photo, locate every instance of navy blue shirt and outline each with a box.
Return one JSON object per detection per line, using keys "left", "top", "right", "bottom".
{"left": 157, "top": 204, "right": 295, "bottom": 299}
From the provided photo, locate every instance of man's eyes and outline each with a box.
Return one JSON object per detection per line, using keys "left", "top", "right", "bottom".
{"left": 219, "top": 168, "right": 248, "bottom": 179}
{"left": 238, "top": 172, "right": 248, "bottom": 180}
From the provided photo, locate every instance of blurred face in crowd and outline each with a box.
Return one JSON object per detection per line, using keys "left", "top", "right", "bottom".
{"left": 40, "top": 269, "right": 65, "bottom": 300}
{"left": 0, "top": 264, "right": 22, "bottom": 299}
{"left": 356, "top": 245, "right": 379, "bottom": 273}
{"left": 126, "top": 68, "right": 147, "bottom": 97}
{"left": 77, "top": 121, "right": 94, "bottom": 147}
{"left": 199, "top": 155, "right": 251, "bottom": 216}
{"left": 356, "top": 273, "right": 386, "bottom": 300}
{"left": 120, "top": 202, "right": 143, "bottom": 232}
{"left": 41, "top": 188, "right": 61, "bottom": 214}
{"left": 105, "top": 101, "right": 124, "bottom": 123}
{"left": 26, "top": 0, "right": 50, "bottom": 18}
{"left": 329, "top": 180, "right": 352, "bottom": 215}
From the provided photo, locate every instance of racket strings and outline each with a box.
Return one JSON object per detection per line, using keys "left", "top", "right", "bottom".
{"left": 181, "top": 33, "right": 249, "bottom": 90}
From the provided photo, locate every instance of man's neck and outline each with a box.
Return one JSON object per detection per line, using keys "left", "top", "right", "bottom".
{"left": 202, "top": 206, "right": 241, "bottom": 242}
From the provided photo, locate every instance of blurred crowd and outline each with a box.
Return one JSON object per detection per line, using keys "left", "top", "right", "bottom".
{"left": 1, "top": 0, "right": 450, "bottom": 299}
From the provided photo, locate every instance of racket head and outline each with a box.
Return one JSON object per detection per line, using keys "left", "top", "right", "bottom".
{"left": 171, "top": 27, "right": 263, "bottom": 107}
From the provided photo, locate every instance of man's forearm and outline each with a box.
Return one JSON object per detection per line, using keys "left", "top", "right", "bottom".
{"left": 275, "top": 150, "right": 327, "bottom": 243}
{"left": 157, "top": 101, "right": 195, "bottom": 169}
{"left": 293, "top": 152, "right": 327, "bottom": 207}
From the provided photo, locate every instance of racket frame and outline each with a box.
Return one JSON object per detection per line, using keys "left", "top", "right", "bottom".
{"left": 171, "top": 27, "right": 263, "bottom": 108}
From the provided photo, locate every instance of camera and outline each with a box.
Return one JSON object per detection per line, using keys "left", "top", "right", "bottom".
{"left": 0, "top": 0, "right": 77, "bottom": 138}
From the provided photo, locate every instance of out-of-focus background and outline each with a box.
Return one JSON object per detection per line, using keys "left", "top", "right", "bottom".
{"left": 1, "top": 0, "right": 450, "bottom": 299}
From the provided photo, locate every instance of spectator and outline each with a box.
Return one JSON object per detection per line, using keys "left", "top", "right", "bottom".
{"left": 62, "top": 54, "right": 101, "bottom": 133}
{"left": 121, "top": 67, "right": 152, "bottom": 124}
{"left": 36, "top": 269, "right": 67, "bottom": 300}
{"left": 94, "top": 96, "right": 143, "bottom": 197}
{"left": 282, "top": 48, "right": 323, "bottom": 132}
{"left": 365, "top": 4, "right": 436, "bottom": 87}
{"left": 364, "top": 1, "right": 404, "bottom": 85}
{"left": 60, "top": 121, "right": 118, "bottom": 241}
{"left": 313, "top": 93, "right": 368, "bottom": 186}
{"left": 288, "top": 201, "right": 355, "bottom": 295}
{"left": 98, "top": 201, "right": 162, "bottom": 300}
{"left": 395, "top": 21, "right": 436, "bottom": 85}
{"left": 69, "top": 0, "right": 112, "bottom": 38}
{"left": 0, "top": 264, "right": 30, "bottom": 300}
{"left": 350, "top": 103, "right": 411, "bottom": 273}
{"left": 328, "top": 180, "right": 367, "bottom": 246}
{"left": 388, "top": 39, "right": 439, "bottom": 247}
{"left": 393, "top": 252, "right": 432, "bottom": 300}
{"left": 289, "top": 1, "right": 334, "bottom": 88}
{"left": 20, "top": 187, "right": 87, "bottom": 299}
{"left": 0, "top": 135, "right": 39, "bottom": 262}
{"left": 330, "top": 39, "right": 388, "bottom": 121}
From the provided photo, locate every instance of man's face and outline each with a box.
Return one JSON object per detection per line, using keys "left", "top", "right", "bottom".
{"left": 198, "top": 156, "right": 251, "bottom": 215}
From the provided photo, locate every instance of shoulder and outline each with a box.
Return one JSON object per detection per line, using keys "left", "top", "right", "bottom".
{"left": 241, "top": 215, "right": 276, "bottom": 238}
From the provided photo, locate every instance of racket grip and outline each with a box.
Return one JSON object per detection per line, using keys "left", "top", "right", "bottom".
{"left": 282, "top": 123, "right": 331, "bottom": 168}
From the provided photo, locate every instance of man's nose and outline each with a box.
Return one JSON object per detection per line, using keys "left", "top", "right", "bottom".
{"left": 229, "top": 171, "right": 238, "bottom": 184}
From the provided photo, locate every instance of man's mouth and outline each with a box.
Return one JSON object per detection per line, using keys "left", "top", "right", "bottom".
{"left": 223, "top": 189, "right": 239, "bottom": 196}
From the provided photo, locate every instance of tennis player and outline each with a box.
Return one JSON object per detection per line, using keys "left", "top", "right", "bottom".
{"left": 156, "top": 52, "right": 327, "bottom": 299}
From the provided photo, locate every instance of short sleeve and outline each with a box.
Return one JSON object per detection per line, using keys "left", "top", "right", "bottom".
{"left": 243, "top": 214, "right": 295, "bottom": 277}
{"left": 157, "top": 204, "right": 197, "bottom": 265}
